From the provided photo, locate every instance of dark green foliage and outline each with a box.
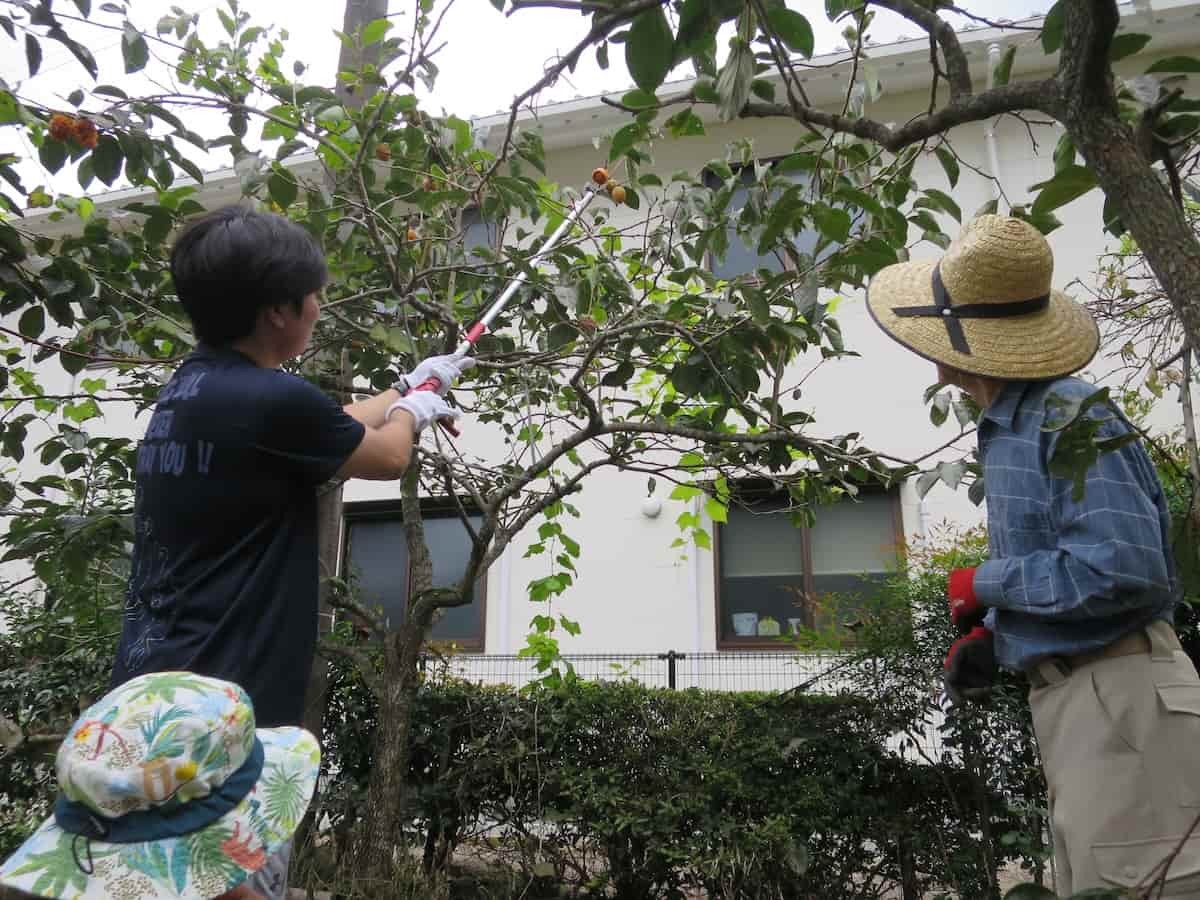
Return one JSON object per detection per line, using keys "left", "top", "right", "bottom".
{"left": 315, "top": 652, "right": 1029, "bottom": 898}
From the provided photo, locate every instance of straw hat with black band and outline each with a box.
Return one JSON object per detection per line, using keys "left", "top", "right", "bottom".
{"left": 866, "top": 214, "right": 1100, "bottom": 380}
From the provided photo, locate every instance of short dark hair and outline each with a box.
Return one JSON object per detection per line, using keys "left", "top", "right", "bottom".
{"left": 170, "top": 205, "right": 328, "bottom": 346}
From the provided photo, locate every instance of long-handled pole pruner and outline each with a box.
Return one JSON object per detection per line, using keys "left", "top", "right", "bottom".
{"left": 408, "top": 167, "right": 621, "bottom": 435}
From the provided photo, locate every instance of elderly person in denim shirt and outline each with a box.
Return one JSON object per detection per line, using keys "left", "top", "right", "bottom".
{"left": 867, "top": 215, "right": 1200, "bottom": 897}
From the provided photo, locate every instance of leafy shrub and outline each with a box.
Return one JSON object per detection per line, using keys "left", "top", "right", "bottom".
{"left": 315, "top": 656, "right": 1026, "bottom": 899}
{"left": 0, "top": 591, "right": 117, "bottom": 857}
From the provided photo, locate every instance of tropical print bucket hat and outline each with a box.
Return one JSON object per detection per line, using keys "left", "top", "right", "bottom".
{"left": 0, "top": 671, "right": 320, "bottom": 899}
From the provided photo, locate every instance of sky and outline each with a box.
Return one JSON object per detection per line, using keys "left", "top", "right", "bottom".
{"left": 0, "top": 0, "right": 1048, "bottom": 195}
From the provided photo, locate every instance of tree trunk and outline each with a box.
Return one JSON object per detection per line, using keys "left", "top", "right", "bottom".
{"left": 352, "top": 636, "right": 424, "bottom": 893}
{"left": 302, "top": 0, "right": 390, "bottom": 742}
{"left": 350, "top": 463, "right": 440, "bottom": 888}
{"left": 1055, "top": 0, "right": 1200, "bottom": 361}
{"left": 1069, "top": 113, "right": 1200, "bottom": 361}
{"left": 302, "top": 481, "right": 345, "bottom": 738}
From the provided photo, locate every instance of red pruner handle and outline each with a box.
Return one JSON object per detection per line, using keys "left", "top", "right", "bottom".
{"left": 409, "top": 376, "right": 460, "bottom": 437}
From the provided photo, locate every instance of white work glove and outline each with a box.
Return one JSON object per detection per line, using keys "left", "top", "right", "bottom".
{"left": 386, "top": 391, "right": 459, "bottom": 434}
{"left": 397, "top": 353, "right": 476, "bottom": 397}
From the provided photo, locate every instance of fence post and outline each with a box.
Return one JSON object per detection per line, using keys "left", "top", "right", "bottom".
{"left": 657, "top": 650, "right": 686, "bottom": 689}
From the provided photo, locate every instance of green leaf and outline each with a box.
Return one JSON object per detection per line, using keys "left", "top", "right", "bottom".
{"left": 609, "top": 122, "right": 642, "bottom": 162}
{"left": 0, "top": 92, "right": 20, "bottom": 124}
{"left": 1030, "top": 165, "right": 1097, "bottom": 217}
{"left": 547, "top": 323, "right": 576, "bottom": 351}
{"left": 968, "top": 477, "right": 986, "bottom": 506}
{"left": 1109, "top": 32, "right": 1150, "bottom": 62}
{"left": 39, "top": 137, "right": 67, "bottom": 174}
{"left": 716, "top": 40, "right": 755, "bottom": 120}
{"left": 601, "top": 360, "right": 635, "bottom": 388}
{"left": 122, "top": 22, "right": 149, "bottom": 73}
{"left": 362, "top": 17, "right": 391, "bottom": 46}
{"left": 446, "top": 115, "right": 472, "bottom": 153}
{"left": 669, "top": 484, "right": 701, "bottom": 501}
{"left": 1041, "top": 1, "right": 1065, "bottom": 54}
{"left": 915, "top": 470, "right": 939, "bottom": 499}
{"left": 930, "top": 394, "right": 952, "bottom": 429}
{"left": 60, "top": 351, "right": 88, "bottom": 377}
{"left": 765, "top": 8, "right": 814, "bottom": 58}
{"left": 25, "top": 34, "right": 41, "bottom": 76}
{"left": 144, "top": 210, "right": 173, "bottom": 246}
{"left": 974, "top": 198, "right": 999, "bottom": 218}
{"left": 626, "top": 7, "right": 675, "bottom": 93}
{"left": 18, "top": 306, "right": 44, "bottom": 340}
{"left": 674, "top": 0, "right": 716, "bottom": 60}
{"left": 1145, "top": 55, "right": 1200, "bottom": 74}
{"left": 91, "top": 135, "right": 124, "bottom": 186}
{"left": 704, "top": 497, "right": 728, "bottom": 524}
{"left": 934, "top": 147, "right": 959, "bottom": 188}
{"left": 1053, "top": 133, "right": 1075, "bottom": 173}
{"left": 813, "top": 206, "right": 852, "bottom": 244}
{"left": 750, "top": 79, "right": 775, "bottom": 102}
{"left": 621, "top": 89, "right": 659, "bottom": 110}
{"left": 693, "top": 78, "right": 719, "bottom": 103}
{"left": 48, "top": 29, "right": 98, "bottom": 78}
{"left": 268, "top": 171, "right": 297, "bottom": 208}
{"left": 923, "top": 188, "right": 961, "bottom": 222}
{"left": 1008, "top": 202, "right": 1062, "bottom": 236}
{"left": 664, "top": 108, "right": 705, "bottom": 137}
{"left": 992, "top": 45, "right": 1016, "bottom": 86}
{"left": 841, "top": 237, "right": 897, "bottom": 276}
{"left": 936, "top": 460, "right": 966, "bottom": 491}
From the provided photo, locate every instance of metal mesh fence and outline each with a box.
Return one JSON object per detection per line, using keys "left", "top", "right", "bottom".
{"left": 425, "top": 650, "right": 847, "bottom": 692}
{"left": 422, "top": 649, "right": 949, "bottom": 760}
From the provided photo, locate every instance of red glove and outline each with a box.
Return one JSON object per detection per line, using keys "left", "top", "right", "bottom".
{"left": 948, "top": 567, "right": 983, "bottom": 634}
{"left": 944, "top": 625, "right": 996, "bottom": 704}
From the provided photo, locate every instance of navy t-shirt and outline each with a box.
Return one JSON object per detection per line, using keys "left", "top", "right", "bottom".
{"left": 111, "top": 345, "right": 366, "bottom": 726}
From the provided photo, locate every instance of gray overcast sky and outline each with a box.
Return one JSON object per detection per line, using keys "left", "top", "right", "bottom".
{"left": 1, "top": 0, "right": 1045, "bottom": 193}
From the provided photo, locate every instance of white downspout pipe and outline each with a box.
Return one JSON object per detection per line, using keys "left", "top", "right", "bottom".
{"left": 496, "top": 545, "right": 511, "bottom": 652}
{"left": 985, "top": 43, "right": 1005, "bottom": 205}
{"left": 691, "top": 495, "right": 703, "bottom": 653}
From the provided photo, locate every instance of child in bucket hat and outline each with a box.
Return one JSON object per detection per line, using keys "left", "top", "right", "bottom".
{"left": 0, "top": 671, "right": 319, "bottom": 899}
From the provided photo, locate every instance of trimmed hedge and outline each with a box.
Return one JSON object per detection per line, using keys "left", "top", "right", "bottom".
{"left": 316, "top": 666, "right": 1027, "bottom": 898}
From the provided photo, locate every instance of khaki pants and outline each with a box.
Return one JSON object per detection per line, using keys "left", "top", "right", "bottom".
{"left": 1029, "top": 621, "right": 1200, "bottom": 897}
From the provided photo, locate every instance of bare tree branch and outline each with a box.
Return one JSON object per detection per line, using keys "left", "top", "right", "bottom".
{"left": 868, "top": 0, "right": 971, "bottom": 101}
{"left": 741, "top": 78, "right": 1058, "bottom": 153}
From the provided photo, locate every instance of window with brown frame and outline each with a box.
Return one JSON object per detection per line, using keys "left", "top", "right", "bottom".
{"left": 714, "top": 485, "right": 903, "bottom": 648}
{"left": 341, "top": 499, "right": 486, "bottom": 650}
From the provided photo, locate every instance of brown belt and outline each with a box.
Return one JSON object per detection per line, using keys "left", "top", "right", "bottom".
{"left": 1027, "top": 625, "right": 1182, "bottom": 689}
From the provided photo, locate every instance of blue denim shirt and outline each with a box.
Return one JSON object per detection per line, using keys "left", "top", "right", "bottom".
{"left": 973, "top": 377, "right": 1178, "bottom": 671}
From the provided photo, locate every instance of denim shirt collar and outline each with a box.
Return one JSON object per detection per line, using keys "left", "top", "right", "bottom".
{"left": 979, "top": 380, "right": 1033, "bottom": 435}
